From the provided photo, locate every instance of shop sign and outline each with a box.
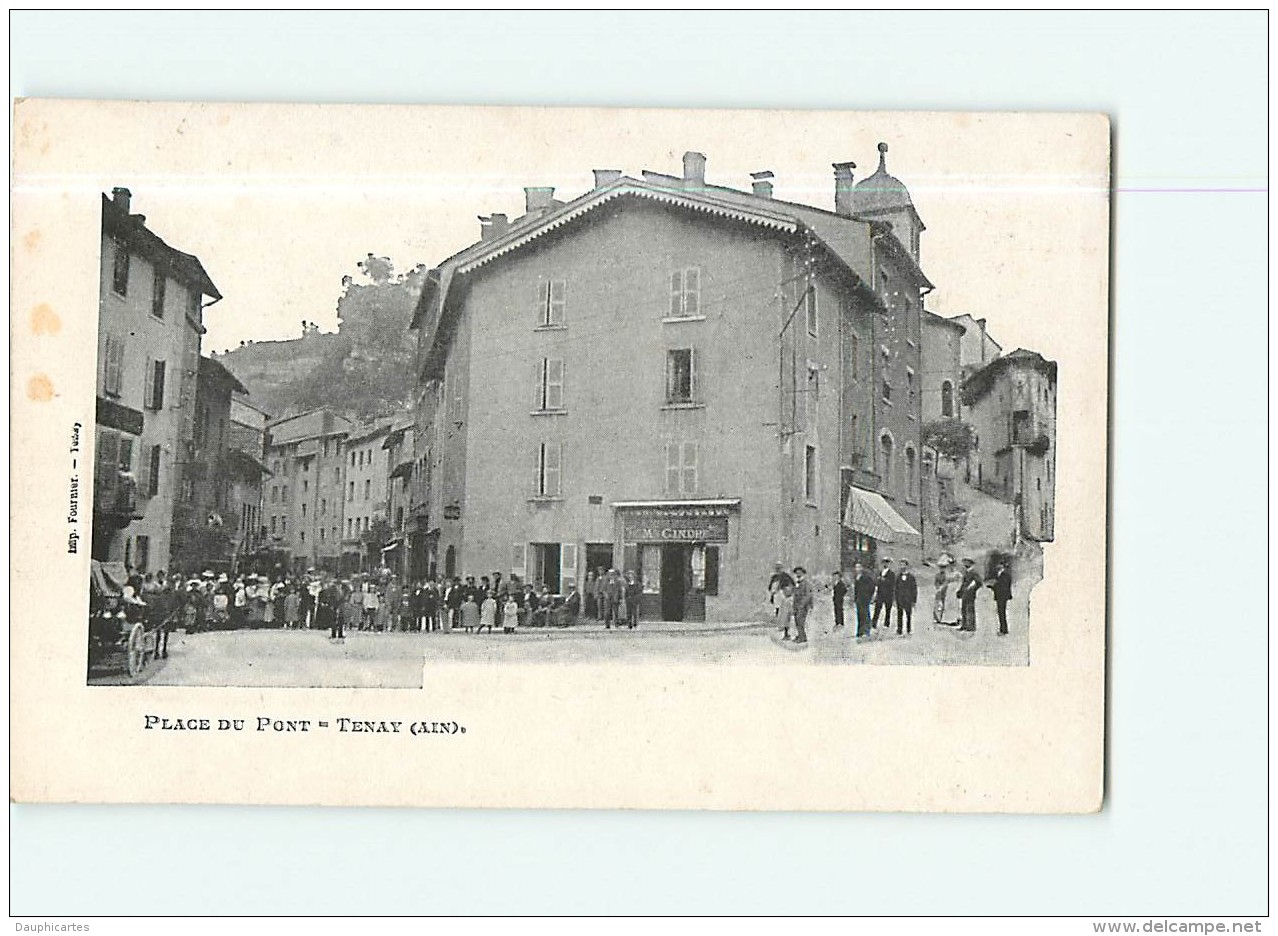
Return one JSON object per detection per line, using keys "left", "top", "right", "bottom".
{"left": 621, "top": 505, "right": 730, "bottom": 543}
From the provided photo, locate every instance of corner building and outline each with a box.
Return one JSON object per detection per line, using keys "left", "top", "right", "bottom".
{"left": 411, "top": 149, "right": 931, "bottom": 621}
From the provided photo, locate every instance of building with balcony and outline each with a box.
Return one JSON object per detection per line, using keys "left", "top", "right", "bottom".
{"left": 409, "top": 146, "right": 931, "bottom": 621}
{"left": 962, "top": 348, "right": 1058, "bottom": 541}
{"left": 93, "top": 187, "right": 222, "bottom": 573}
{"left": 382, "top": 418, "right": 416, "bottom": 579}
{"left": 225, "top": 397, "right": 272, "bottom": 569}
{"left": 169, "top": 356, "right": 250, "bottom": 573}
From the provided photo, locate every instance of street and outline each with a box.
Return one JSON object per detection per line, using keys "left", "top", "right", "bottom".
{"left": 97, "top": 581, "right": 1029, "bottom": 687}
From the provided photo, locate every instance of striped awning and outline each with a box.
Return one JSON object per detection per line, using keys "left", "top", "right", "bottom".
{"left": 842, "top": 486, "right": 920, "bottom": 544}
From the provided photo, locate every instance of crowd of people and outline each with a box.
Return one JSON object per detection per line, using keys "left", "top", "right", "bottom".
{"left": 767, "top": 554, "right": 1015, "bottom": 645}
{"left": 110, "top": 564, "right": 655, "bottom": 650}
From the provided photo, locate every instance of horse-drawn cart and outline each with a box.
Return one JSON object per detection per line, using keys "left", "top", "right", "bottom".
{"left": 88, "top": 560, "right": 159, "bottom": 678}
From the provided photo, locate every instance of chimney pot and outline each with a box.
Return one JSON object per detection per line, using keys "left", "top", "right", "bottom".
{"left": 490, "top": 213, "right": 509, "bottom": 237}
{"left": 682, "top": 151, "right": 707, "bottom": 188}
{"left": 524, "top": 186, "right": 556, "bottom": 214}
{"left": 750, "top": 170, "right": 775, "bottom": 199}
{"left": 832, "top": 161, "right": 857, "bottom": 217}
{"left": 111, "top": 186, "right": 132, "bottom": 214}
{"left": 592, "top": 169, "right": 623, "bottom": 188}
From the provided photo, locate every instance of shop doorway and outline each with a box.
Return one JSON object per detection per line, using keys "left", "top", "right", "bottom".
{"left": 661, "top": 543, "right": 690, "bottom": 621}
{"left": 585, "top": 543, "right": 614, "bottom": 579}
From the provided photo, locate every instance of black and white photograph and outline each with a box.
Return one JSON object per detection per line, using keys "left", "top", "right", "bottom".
{"left": 10, "top": 10, "right": 1268, "bottom": 928}
{"left": 84, "top": 109, "right": 1079, "bottom": 689}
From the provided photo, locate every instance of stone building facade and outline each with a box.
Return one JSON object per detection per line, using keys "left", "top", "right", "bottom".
{"left": 962, "top": 349, "right": 1058, "bottom": 542}
{"left": 93, "top": 187, "right": 221, "bottom": 574}
{"left": 410, "top": 147, "right": 931, "bottom": 621}
{"left": 262, "top": 408, "right": 352, "bottom": 571}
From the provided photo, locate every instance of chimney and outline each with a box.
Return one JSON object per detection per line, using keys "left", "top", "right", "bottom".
{"left": 682, "top": 151, "right": 706, "bottom": 188}
{"left": 524, "top": 186, "right": 556, "bottom": 214}
{"left": 592, "top": 169, "right": 623, "bottom": 188}
{"left": 832, "top": 161, "right": 856, "bottom": 217}
{"left": 478, "top": 215, "right": 494, "bottom": 241}
{"left": 111, "top": 186, "right": 132, "bottom": 214}
{"left": 489, "top": 213, "right": 509, "bottom": 237}
{"left": 750, "top": 170, "right": 775, "bottom": 199}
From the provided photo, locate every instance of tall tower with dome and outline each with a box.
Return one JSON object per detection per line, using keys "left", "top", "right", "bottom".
{"left": 852, "top": 142, "right": 926, "bottom": 263}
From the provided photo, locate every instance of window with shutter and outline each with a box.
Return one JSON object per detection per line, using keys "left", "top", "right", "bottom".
{"left": 704, "top": 546, "right": 720, "bottom": 596}
{"left": 668, "top": 268, "right": 701, "bottom": 319}
{"left": 545, "top": 358, "right": 564, "bottom": 410}
{"left": 664, "top": 443, "right": 681, "bottom": 494}
{"left": 540, "top": 442, "right": 561, "bottom": 496}
{"left": 666, "top": 349, "right": 694, "bottom": 404}
{"left": 681, "top": 441, "right": 698, "bottom": 494}
{"left": 148, "top": 445, "right": 161, "bottom": 497}
{"left": 152, "top": 267, "right": 166, "bottom": 319}
{"left": 806, "top": 285, "right": 819, "bottom": 337}
{"left": 560, "top": 543, "right": 577, "bottom": 592}
{"left": 536, "top": 280, "right": 566, "bottom": 327}
{"left": 143, "top": 356, "right": 154, "bottom": 410}
{"left": 96, "top": 430, "right": 119, "bottom": 482}
{"left": 683, "top": 268, "right": 699, "bottom": 316}
{"left": 152, "top": 360, "right": 166, "bottom": 410}
{"left": 549, "top": 280, "right": 565, "bottom": 325}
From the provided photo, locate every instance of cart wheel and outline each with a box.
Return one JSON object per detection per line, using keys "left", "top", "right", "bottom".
{"left": 127, "top": 623, "right": 147, "bottom": 677}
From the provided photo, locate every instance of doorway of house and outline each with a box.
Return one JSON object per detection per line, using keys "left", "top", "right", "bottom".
{"left": 530, "top": 543, "right": 561, "bottom": 592}
{"left": 660, "top": 543, "right": 690, "bottom": 621}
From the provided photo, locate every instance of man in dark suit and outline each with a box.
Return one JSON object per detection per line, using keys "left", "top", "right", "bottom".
{"left": 957, "top": 558, "right": 981, "bottom": 632}
{"left": 790, "top": 566, "right": 813, "bottom": 645}
{"left": 871, "top": 558, "right": 895, "bottom": 631}
{"left": 894, "top": 559, "right": 918, "bottom": 635}
{"left": 852, "top": 562, "right": 876, "bottom": 638}
{"left": 831, "top": 570, "right": 848, "bottom": 631}
{"left": 991, "top": 560, "right": 1013, "bottom": 635}
{"left": 445, "top": 576, "right": 465, "bottom": 631}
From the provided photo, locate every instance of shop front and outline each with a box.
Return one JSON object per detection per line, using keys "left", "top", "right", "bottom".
{"left": 614, "top": 499, "right": 737, "bottom": 623}
{"left": 841, "top": 485, "right": 921, "bottom": 570}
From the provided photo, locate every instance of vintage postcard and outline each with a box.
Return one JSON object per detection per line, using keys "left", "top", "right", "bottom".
{"left": 10, "top": 101, "right": 1109, "bottom": 810}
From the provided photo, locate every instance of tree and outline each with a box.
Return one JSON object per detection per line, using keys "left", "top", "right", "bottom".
{"left": 923, "top": 418, "right": 978, "bottom": 461}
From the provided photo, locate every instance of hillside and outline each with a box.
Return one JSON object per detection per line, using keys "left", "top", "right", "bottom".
{"left": 215, "top": 257, "right": 427, "bottom": 422}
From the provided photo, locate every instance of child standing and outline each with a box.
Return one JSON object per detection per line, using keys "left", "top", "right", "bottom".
{"left": 502, "top": 594, "right": 519, "bottom": 634}
{"left": 460, "top": 595, "right": 480, "bottom": 633}
{"left": 283, "top": 586, "right": 301, "bottom": 629}
{"left": 479, "top": 593, "right": 496, "bottom": 634}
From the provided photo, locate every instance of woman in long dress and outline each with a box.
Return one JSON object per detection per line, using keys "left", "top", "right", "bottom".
{"left": 262, "top": 579, "right": 276, "bottom": 626}
{"left": 933, "top": 564, "right": 950, "bottom": 624}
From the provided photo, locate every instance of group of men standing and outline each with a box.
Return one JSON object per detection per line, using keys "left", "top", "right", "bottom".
{"left": 834, "top": 558, "right": 919, "bottom": 639}
{"left": 776, "top": 554, "right": 1016, "bottom": 644}
{"left": 839, "top": 556, "right": 1013, "bottom": 638}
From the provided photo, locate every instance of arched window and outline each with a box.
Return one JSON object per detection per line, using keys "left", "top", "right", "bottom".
{"left": 879, "top": 431, "right": 895, "bottom": 494}
{"left": 904, "top": 446, "right": 917, "bottom": 501}
{"left": 941, "top": 381, "right": 954, "bottom": 418}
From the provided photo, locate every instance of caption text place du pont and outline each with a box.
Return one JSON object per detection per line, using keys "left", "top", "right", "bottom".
{"left": 143, "top": 715, "right": 465, "bottom": 735}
